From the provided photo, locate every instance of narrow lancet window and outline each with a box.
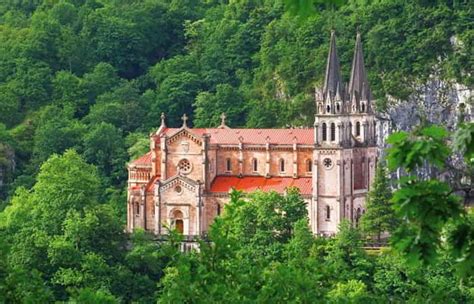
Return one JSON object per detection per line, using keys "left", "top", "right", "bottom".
{"left": 226, "top": 158, "right": 232, "bottom": 171}
{"left": 306, "top": 160, "right": 312, "bottom": 172}
{"left": 322, "top": 123, "right": 327, "bottom": 141}
{"left": 279, "top": 159, "right": 285, "bottom": 172}
{"left": 356, "top": 121, "right": 361, "bottom": 137}
{"left": 252, "top": 158, "right": 258, "bottom": 172}
{"left": 331, "top": 123, "right": 336, "bottom": 141}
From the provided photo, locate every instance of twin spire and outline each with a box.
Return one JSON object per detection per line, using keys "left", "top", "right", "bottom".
{"left": 323, "top": 31, "right": 344, "bottom": 101}
{"left": 348, "top": 32, "right": 371, "bottom": 103}
{"left": 320, "top": 31, "right": 371, "bottom": 113}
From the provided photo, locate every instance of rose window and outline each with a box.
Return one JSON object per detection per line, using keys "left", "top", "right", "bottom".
{"left": 178, "top": 159, "right": 192, "bottom": 174}
{"left": 323, "top": 158, "right": 333, "bottom": 169}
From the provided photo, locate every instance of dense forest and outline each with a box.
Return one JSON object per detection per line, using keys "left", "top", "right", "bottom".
{"left": 0, "top": 0, "right": 472, "bottom": 302}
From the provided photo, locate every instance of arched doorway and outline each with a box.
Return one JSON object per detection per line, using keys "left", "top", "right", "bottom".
{"left": 172, "top": 210, "right": 184, "bottom": 234}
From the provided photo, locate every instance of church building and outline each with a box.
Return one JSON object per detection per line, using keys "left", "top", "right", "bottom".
{"left": 126, "top": 32, "right": 379, "bottom": 236}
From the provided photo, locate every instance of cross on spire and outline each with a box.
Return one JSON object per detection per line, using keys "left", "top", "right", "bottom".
{"left": 219, "top": 113, "right": 227, "bottom": 127}
{"left": 181, "top": 113, "right": 188, "bottom": 127}
{"left": 160, "top": 112, "right": 166, "bottom": 127}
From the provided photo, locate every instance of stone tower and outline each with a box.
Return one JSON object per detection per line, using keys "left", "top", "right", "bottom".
{"left": 311, "top": 31, "right": 378, "bottom": 235}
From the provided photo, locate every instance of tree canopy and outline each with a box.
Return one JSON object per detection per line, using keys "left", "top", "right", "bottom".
{"left": 0, "top": 0, "right": 472, "bottom": 302}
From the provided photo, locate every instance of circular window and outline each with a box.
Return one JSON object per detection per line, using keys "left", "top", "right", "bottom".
{"left": 323, "top": 158, "right": 333, "bottom": 169}
{"left": 178, "top": 159, "right": 192, "bottom": 174}
{"left": 174, "top": 185, "right": 182, "bottom": 194}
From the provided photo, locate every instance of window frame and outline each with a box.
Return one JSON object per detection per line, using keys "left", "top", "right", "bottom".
{"left": 279, "top": 159, "right": 285, "bottom": 173}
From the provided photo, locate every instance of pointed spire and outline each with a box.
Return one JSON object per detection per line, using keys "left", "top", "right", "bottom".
{"left": 323, "top": 30, "right": 344, "bottom": 102}
{"left": 348, "top": 32, "right": 371, "bottom": 105}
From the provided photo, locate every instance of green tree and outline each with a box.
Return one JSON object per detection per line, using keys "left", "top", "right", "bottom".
{"left": 153, "top": 72, "right": 202, "bottom": 126}
{"left": 82, "top": 122, "right": 127, "bottom": 185}
{"left": 193, "top": 84, "right": 247, "bottom": 127}
{"left": 32, "top": 106, "right": 85, "bottom": 166}
{"left": 327, "top": 279, "right": 370, "bottom": 304}
{"left": 360, "top": 162, "right": 397, "bottom": 241}
{"left": 325, "top": 221, "right": 372, "bottom": 284}
{"left": 387, "top": 124, "right": 473, "bottom": 277}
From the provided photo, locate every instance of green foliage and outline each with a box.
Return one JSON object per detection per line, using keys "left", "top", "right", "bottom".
{"left": 68, "top": 288, "right": 118, "bottom": 304}
{"left": 194, "top": 84, "right": 247, "bottom": 127}
{"left": 0, "top": 0, "right": 472, "bottom": 301}
{"left": 387, "top": 125, "right": 473, "bottom": 277}
{"left": 82, "top": 122, "right": 127, "bottom": 185}
{"left": 360, "top": 162, "right": 397, "bottom": 240}
{"left": 325, "top": 221, "right": 372, "bottom": 284}
{"left": 126, "top": 132, "right": 150, "bottom": 161}
{"left": 387, "top": 125, "right": 450, "bottom": 172}
{"left": 0, "top": 150, "right": 168, "bottom": 302}
{"left": 453, "top": 122, "right": 474, "bottom": 165}
{"left": 327, "top": 279, "right": 369, "bottom": 304}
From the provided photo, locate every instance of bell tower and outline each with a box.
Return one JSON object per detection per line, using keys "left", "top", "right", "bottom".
{"left": 311, "top": 31, "right": 378, "bottom": 235}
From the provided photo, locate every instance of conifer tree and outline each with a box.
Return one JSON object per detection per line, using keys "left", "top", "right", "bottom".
{"left": 361, "top": 162, "right": 397, "bottom": 241}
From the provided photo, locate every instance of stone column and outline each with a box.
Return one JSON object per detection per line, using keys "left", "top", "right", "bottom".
{"left": 154, "top": 182, "right": 161, "bottom": 235}
{"left": 160, "top": 134, "right": 168, "bottom": 180}
{"left": 202, "top": 134, "right": 209, "bottom": 188}
{"left": 337, "top": 123, "right": 342, "bottom": 145}
{"left": 348, "top": 122, "right": 353, "bottom": 146}
{"left": 311, "top": 151, "right": 319, "bottom": 234}
{"left": 238, "top": 138, "right": 244, "bottom": 176}
{"left": 265, "top": 138, "right": 270, "bottom": 177}
{"left": 140, "top": 186, "right": 146, "bottom": 229}
{"left": 363, "top": 120, "right": 368, "bottom": 144}
{"left": 314, "top": 116, "right": 319, "bottom": 146}
{"left": 196, "top": 183, "right": 202, "bottom": 236}
{"left": 292, "top": 138, "right": 298, "bottom": 178}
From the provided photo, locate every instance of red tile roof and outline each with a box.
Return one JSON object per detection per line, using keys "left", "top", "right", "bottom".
{"left": 162, "top": 128, "right": 314, "bottom": 145}
{"left": 210, "top": 176, "right": 312, "bottom": 195}
{"left": 130, "top": 152, "right": 152, "bottom": 166}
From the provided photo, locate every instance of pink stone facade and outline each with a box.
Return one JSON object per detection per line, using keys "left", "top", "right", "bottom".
{"left": 126, "top": 32, "right": 380, "bottom": 236}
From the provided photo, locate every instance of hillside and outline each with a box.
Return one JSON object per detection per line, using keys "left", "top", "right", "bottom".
{"left": 0, "top": 0, "right": 472, "bottom": 302}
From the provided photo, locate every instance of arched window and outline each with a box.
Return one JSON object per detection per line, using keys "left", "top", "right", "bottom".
{"left": 279, "top": 159, "right": 285, "bottom": 172}
{"left": 135, "top": 202, "right": 140, "bottom": 215}
{"left": 252, "top": 158, "right": 258, "bottom": 172}
{"left": 306, "top": 159, "right": 312, "bottom": 172}
{"left": 356, "top": 121, "right": 361, "bottom": 137}
{"left": 326, "top": 105, "right": 331, "bottom": 113}
{"left": 226, "top": 158, "right": 232, "bottom": 171}
{"left": 322, "top": 123, "right": 327, "bottom": 141}
{"left": 326, "top": 205, "right": 331, "bottom": 220}
{"left": 330, "top": 123, "right": 336, "bottom": 141}
{"left": 336, "top": 103, "right": 340, "bottom": 113}
{"left": 217, "top": 204, "right": 221, "bottom": 216}
{"left": 172, "top": 210, "right": 184, "bottom": 234}
{"left": 361, "top": 103, "right": 365, "bottom": 112}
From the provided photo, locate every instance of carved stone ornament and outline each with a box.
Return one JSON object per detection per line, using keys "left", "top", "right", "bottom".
{"left": 181, "top": 141, "right": 190, "bottom": 153}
